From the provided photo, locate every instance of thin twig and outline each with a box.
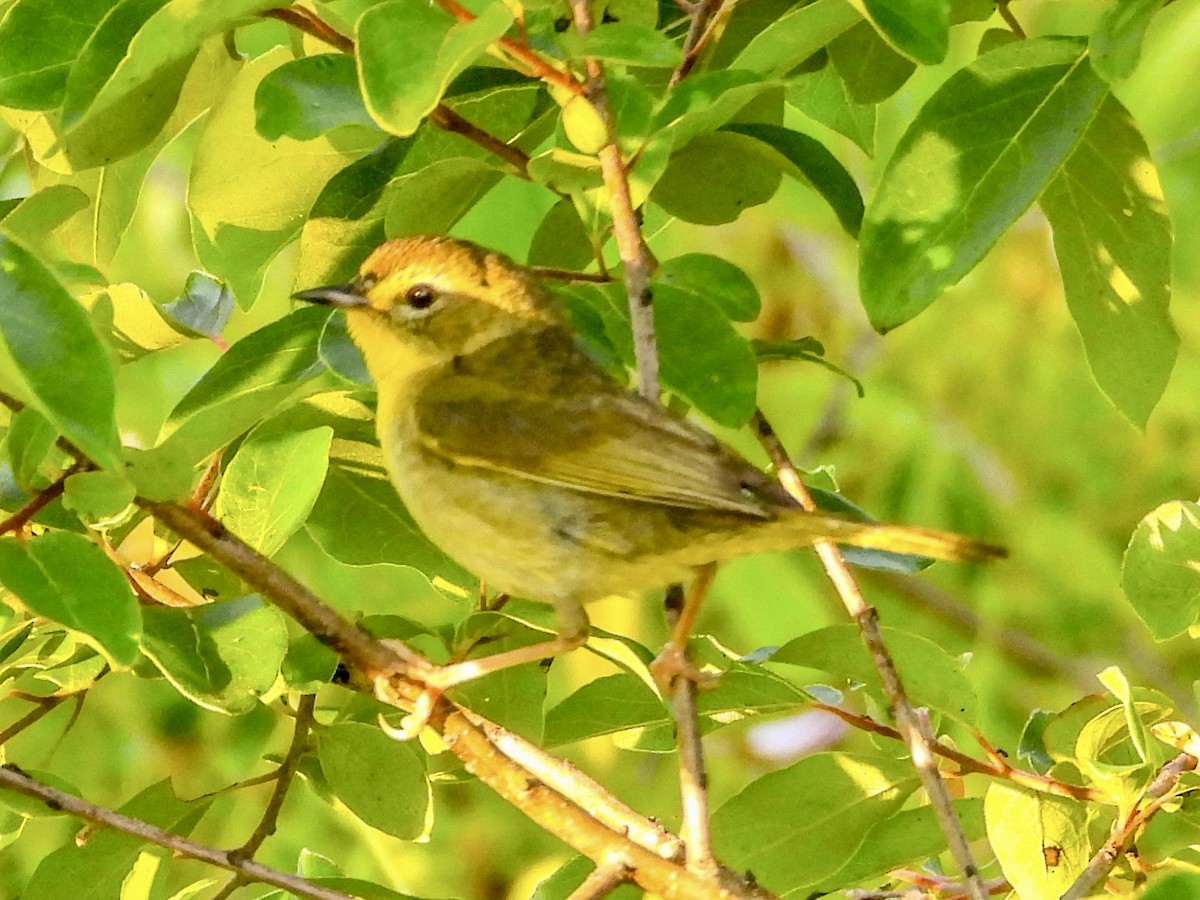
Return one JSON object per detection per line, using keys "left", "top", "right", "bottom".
{"left": 568, "top": 860, "right": 634, "bottom": 899}
{"left": 564, "top": 0, "right": 715, "bottom": 880}
{"left": 0, "top": 465, "right": 82, "bottom": 536}
{"left": 210, "top": 695, "right": 318, "bottom": 900}
{"left": 669, "top": 0, "right": 723, "bottom": 86}
{"left": 1060, "top": 752, "right": 1198, "bottom": 900}
{"left": 0, "top": 765, "right": 355, "bottom": 900}
{"left": 566, "top": 0, "right": 659, "bottom": 400}
{"left": 0, "top": 695, "right": 68, "bottom": 746}
{"left": 262, "top": 6, "right": 354, "bottom": 52}
{"left": 529, "top": 266, "right": 613, "bottom": 284}
{"left": 994, "top": 1, "right": 1026, "bottom": 39}
{"left": 753, "top": 410, "right": 988, "bottom": 900}
{"left": 435, "top": 0, "right": 583, "bottom": 94}
{"left": 427, "top": 105, "right": 532, "bottom": 178}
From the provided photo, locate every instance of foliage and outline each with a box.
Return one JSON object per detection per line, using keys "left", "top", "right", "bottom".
{"left": 0, "top": 0, "right": 1198, "bottom": 898}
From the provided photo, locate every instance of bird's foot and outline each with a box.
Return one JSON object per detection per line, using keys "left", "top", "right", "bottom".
{"left": 650, "top": 642, "right": 720, "bottom": 695}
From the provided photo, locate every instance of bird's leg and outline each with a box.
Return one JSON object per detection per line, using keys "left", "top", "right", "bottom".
{"left": 650, "top": 563, "right": 720, "bottom": 694}
{"left": 378, "top": 604, "right": 590, "bottom": 740}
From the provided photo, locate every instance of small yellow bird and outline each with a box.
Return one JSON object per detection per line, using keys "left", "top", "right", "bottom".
{"left": 296, "top": 236, "right": 1002, "bottom": 697}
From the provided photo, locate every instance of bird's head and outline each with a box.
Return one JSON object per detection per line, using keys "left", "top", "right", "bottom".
{"left": 295, "top": 236, "right": 562, "bottom": 382}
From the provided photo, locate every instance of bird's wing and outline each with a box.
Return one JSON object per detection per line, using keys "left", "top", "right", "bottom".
{"left": 412, "top": 329, "right": 785, "bottom": 518}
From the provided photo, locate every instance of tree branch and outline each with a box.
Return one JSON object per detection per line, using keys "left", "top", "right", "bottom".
{"left": 1060, "top": 752, "right": 1198, "bottom": 900}
{"left": 752, "top": 410, "right": 989, "bottom": 900}
{"left": 0, "top": 381, "right": 768, "bottom": 899}
{"left": 0, "top": 764, "right": 357, "bottom": 900}
{"left": 566, "top": 0, "right": 659, "bottom": 400}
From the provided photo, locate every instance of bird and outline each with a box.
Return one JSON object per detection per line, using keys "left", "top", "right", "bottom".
{"left": 295, "top": 235, "right": 1003, "bottom": 717}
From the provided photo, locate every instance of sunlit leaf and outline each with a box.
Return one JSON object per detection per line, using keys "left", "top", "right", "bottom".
{"left": 1122, "top": 501, "right": 1200, "bottom": 640}
{"left": 214, "top": 425, "right": 333, "bottom": 558}
{"left": 319, "top": 721, "right": 430, "bottom": 839}
{"left": 141, "top": 596, "right": 288, "bottom": 714}
{"left": 985, "top": 782, "right": 1089, "bottom": 897}
{"left": 0, "top": 234, "right": 121, "bottom": 470}
{"left": 0, "top": 532, "right": 140, "bottom": 667}
{"left": 1040, "top": 93, "right": 1176, "bottom": 428}
{"left": 773, "top": 624, "right": 977, "bottom": 724}
{"left": 357, "top": 0, "right": 514, "bottom": 137}
{"left": 713, "top": 753, "right": 919, "bottom": 891}
{"left": 860, "top": 38, "right": 1107, "bottom": 331}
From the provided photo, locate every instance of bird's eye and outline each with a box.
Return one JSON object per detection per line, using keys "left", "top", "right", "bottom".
{"left": 405, "top": 284, "right": 437, "bottom": 310}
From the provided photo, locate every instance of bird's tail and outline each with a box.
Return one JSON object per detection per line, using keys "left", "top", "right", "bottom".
{"left": 781, "top": 512, "right": 1007, "bottom": 563}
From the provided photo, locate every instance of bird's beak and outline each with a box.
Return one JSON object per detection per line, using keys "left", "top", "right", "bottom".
{"left": 292, "top": 284, "right": 369, "bottom": 309}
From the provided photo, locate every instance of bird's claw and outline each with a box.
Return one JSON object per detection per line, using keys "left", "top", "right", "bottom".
{"left": 650, "top": 643, "right": 720, "bottom": 695}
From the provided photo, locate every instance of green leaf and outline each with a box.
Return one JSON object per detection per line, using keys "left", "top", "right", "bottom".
{"left": 318, "top": 721, "right": 430, "bottom": 839}
{"left": 859, "top": 37, "right": 1109, "bottom": 332}
{"left": 281, "top": 632, "right": 339, "bottom": 692}
{"left": 655, "top": 253, "right": 760, "bottom": 321}
{"left": 319, "top": 312, "right": 373, "bottom": 386}
{"left": 528, "top": 199, "right": 595, "bottom": 270}
{"left": 527, "top": 148, "right": 605, "bottom": 195}
{"left": 62, "top": 469, "right": 136, "bottom": 526}
{"left": 1142, "top": 873, "right": 1200, "bottom": 899}
{"left": 1097, "top": 665, "right": 1152, "bottom": 763}
{"left": 860, "top": 0, "right": 949, "bottom": 65}
{"left": 652, "top": 70, "right": 775, "bottom": 150}
{"left": 0, "top": 0, "right": 115, "bottom": 109}
{"left": 0, "top": 234, "right": 121, "bottom": 470}
{"left": 191, "top": 48, "right": 377, "bottom": 306}
{"left": 545, "top": 673, "right": 665, "bottom": 746}
{"left": 712, "top": 752, "right": 919, "bottom": 892}
{"left": 141, "top": 596, "right": 288, "bottom": 714}
{"left": 255, "top": 53, "right": 375, "bottom": 141}
{"left": 829, "top": 19, "right": 916, "bottom": 104}
{"left": 786, "top": 61, "right": 875, "bottom": 156}
{"left": 1121, "top": 501, "right": 1200, "bottom": 640}
{"left": 1039, "top": 93, "right": 1176, "bottom": 428}
{"left": 0, "top": 532, "right": 140, "bottom": 667}
{"left": 651, "top": 130, "right": 781, "bottom": 225}
{"left": 655, "top": 285, "right": 759, "bottom": 426}
{"left": 772, "top": 624, "right": 977, "bottom": 724}
{"left": 167, "top": 307, "right": 329, "bottom": 428}
{"left": 730, "top": 0, "right": 860, "bottom": 74}
{"left": 130, "top": 308, "right": 335, "bottom": 496}
{"left": 984, "top": 782, "right": 1089, "bottom": 897}
{"left": 161, "top": 271, "right": 235, "bottom": 339}
{"left": 723, "top": 122, "right": 864, "bottom": 236}
{"left": 214, "top": 425, "right": 333, "bottom": 558}
{"left": 357, "top": 0, "right": 514, "bottom": 137}
{"left": 5, "top": 406, "right": 59, "bottom": 491}
{"left": 1017, "top": 709, "right": 1056, "bottom": 775}
{"left": 57, "top": 0, "right": 280, "bottom": 167}
{"left": 305, "top": 459, "right": 471, "bottom": 587}
{"left": 24, "top": 780, "right": 208, "bottom": 900}
{"left": 579, "top": 23, "right": 683, "bottom": 67}
{"left": 0, "top": 185, "right": 90, "bottom": 250}
{"left": 811, "top": 798, "right": 984, "bottom": 892}
{"left": 384, "top": 157, "right": 500, "bottom": 238}
{"left": 752, "top": 338, "right": 864, "bottom": 394}
{"left": 1090, "top": 0, "right": 1166, "bottom": 83}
